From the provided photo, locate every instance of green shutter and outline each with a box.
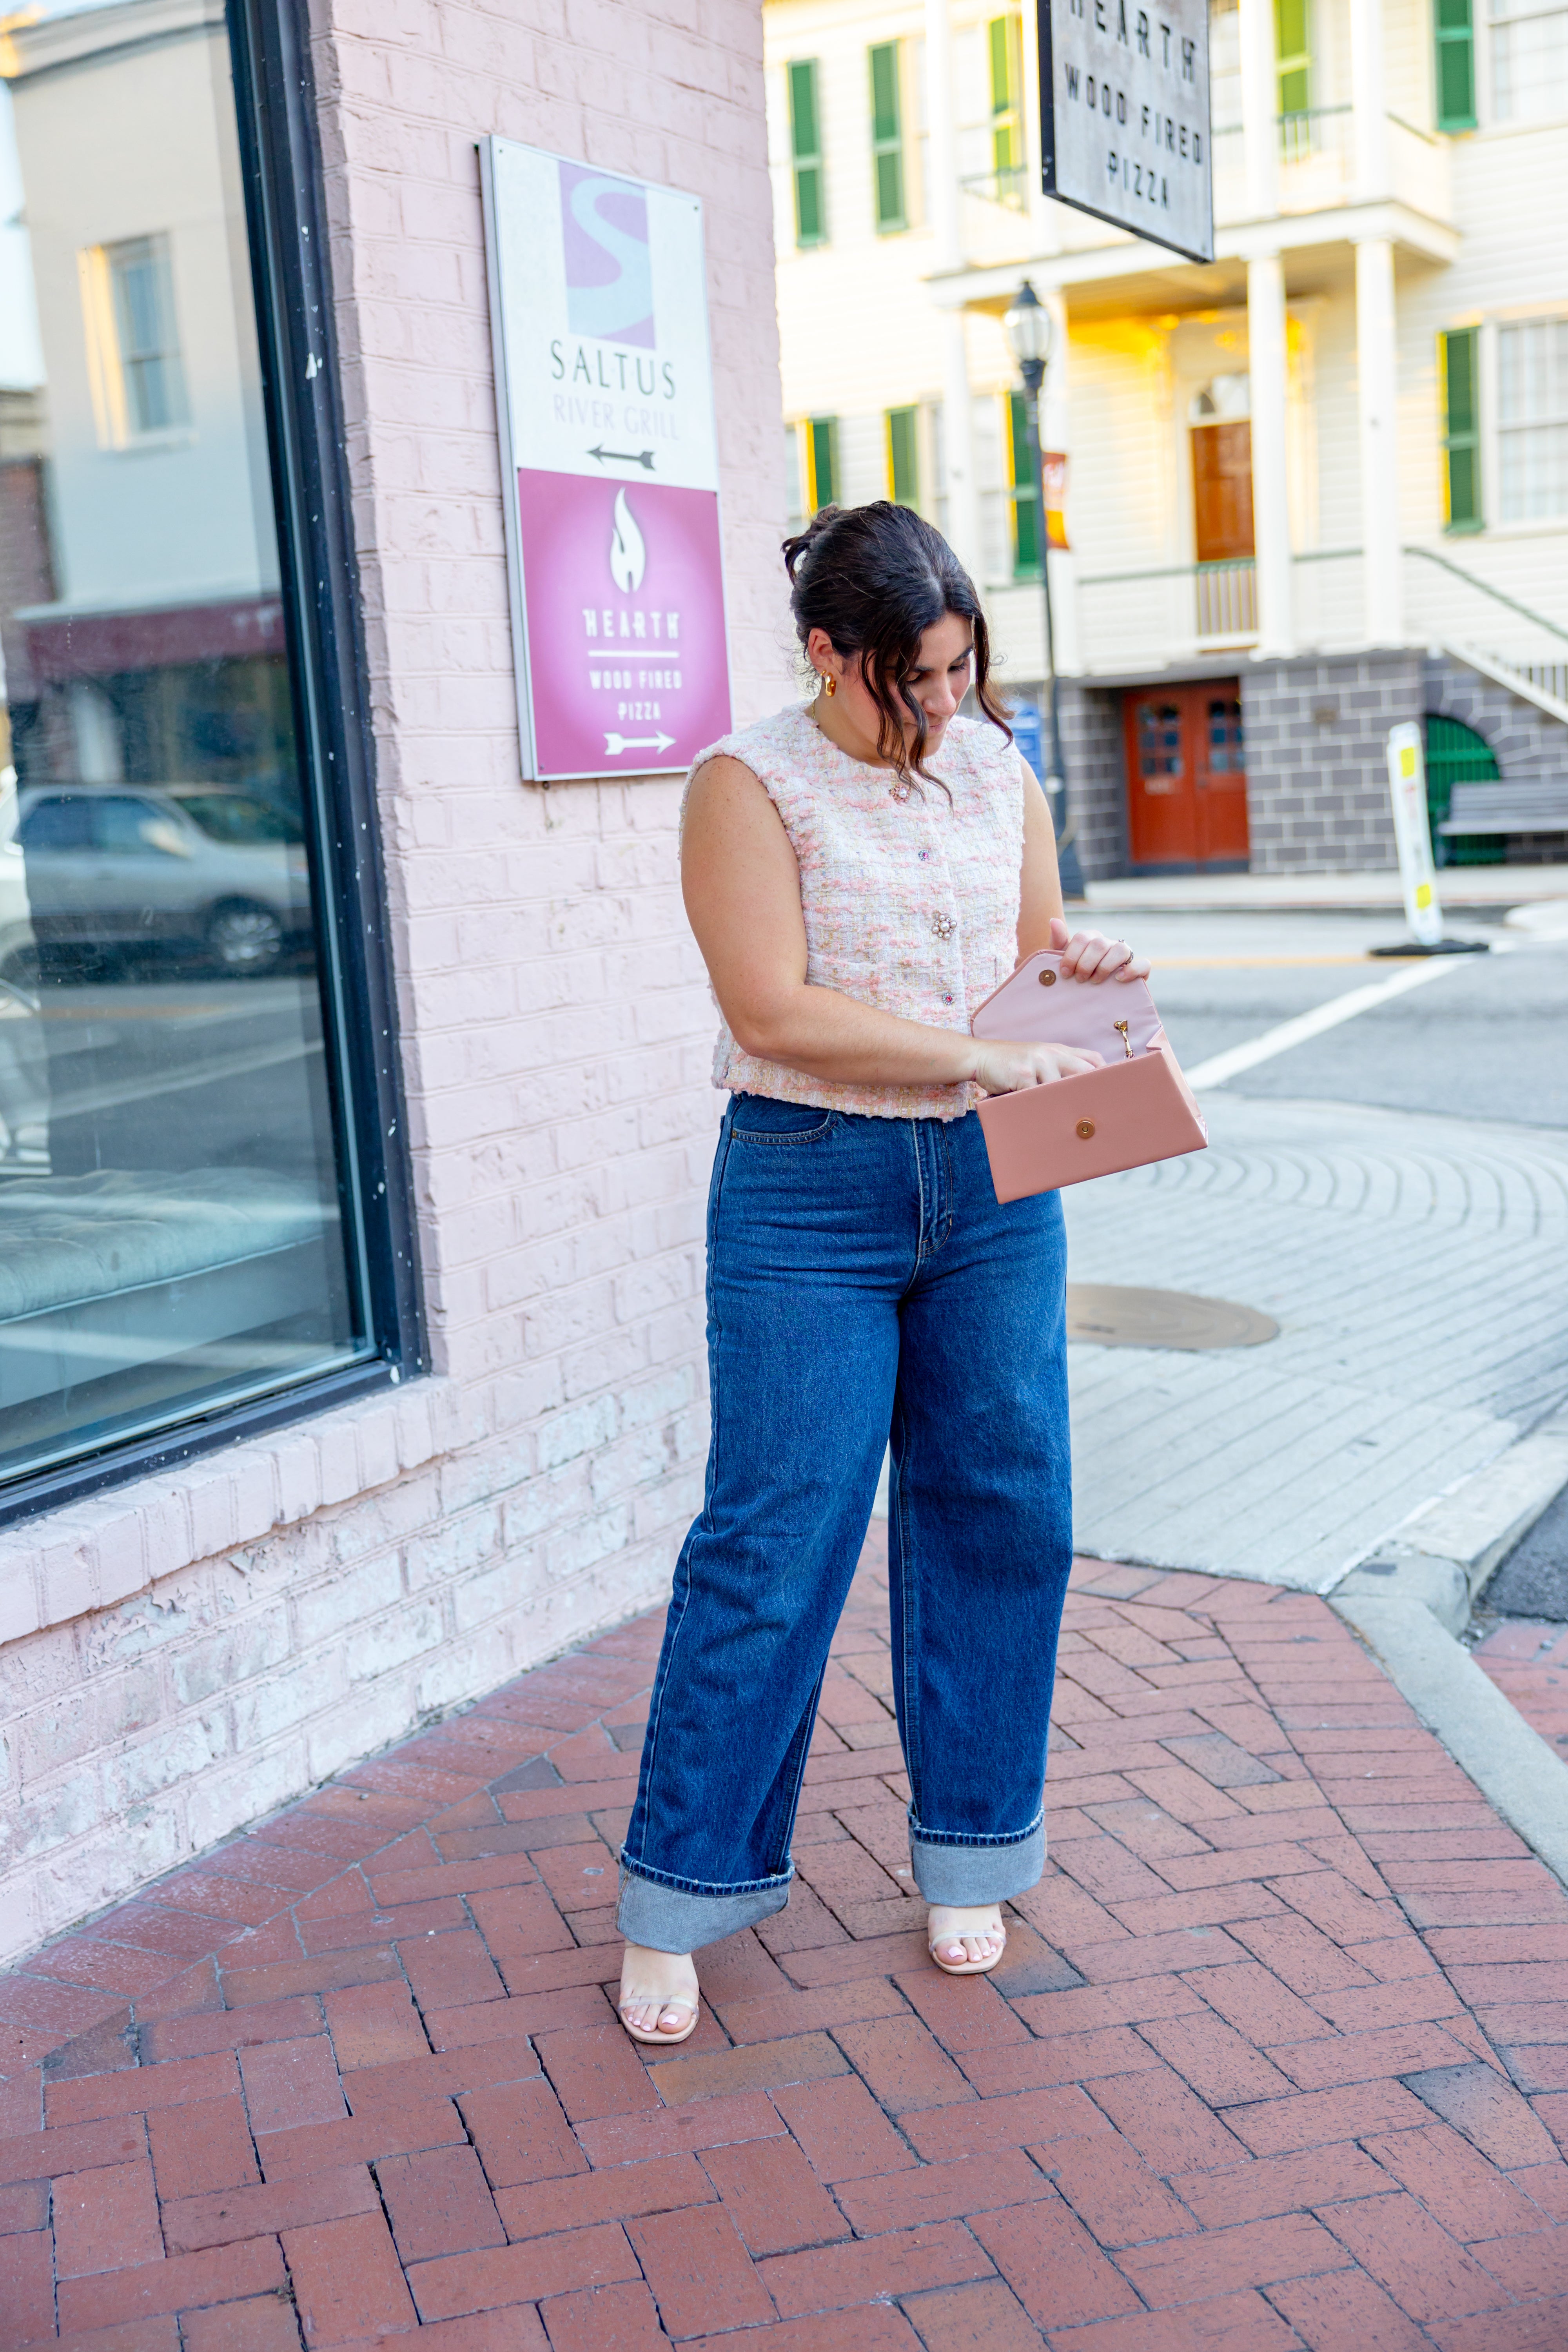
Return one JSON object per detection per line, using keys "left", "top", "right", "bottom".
{"left": 806, "top": 416, "right": 837, "bottom": 511}
{"left": 1008, "top": 391, "right": 1041, "bottom": 576}
{"left": 887, "top": 407, "right": 919, "bottom": 506}
{"left": 989, "top": 16, "right": 1022, "bottom": 183}
{"left": 1440, "top": 327, "right": 1482, "bottom": 532}
{"left": 1434, "top": 0, "right": 1477, "bottom": 130}
{"left": 1275, "top": 0, "right": 1311, "bottom": 118}
{"left": 869, "top": 43, "right": 906, "bottom": 231}
{"left": 788, "top": 60, "right": 825, "bottom": 247}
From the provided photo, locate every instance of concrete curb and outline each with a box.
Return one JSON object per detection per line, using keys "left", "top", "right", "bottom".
{"left": 1331, "top": 1406, "right": 1568, "bottom": 1618}
{"left": 1333, "top": 1592, "right": 1568, "bottom": 1887}
{"left": 1402, "top": 1408, "right": 1568, "bottom": 1603}
{"left": 1328, "top": 1410, "right": 1568, "bottom": 1882}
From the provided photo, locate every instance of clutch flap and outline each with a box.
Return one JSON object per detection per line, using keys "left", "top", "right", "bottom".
{"left": 971, "top": 951, "right": 1163, "bottom": 1060}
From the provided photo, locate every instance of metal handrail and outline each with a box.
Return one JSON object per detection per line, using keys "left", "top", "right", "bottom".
{"left": 1405, "top": 544, "right": 1568, "bottom": 647}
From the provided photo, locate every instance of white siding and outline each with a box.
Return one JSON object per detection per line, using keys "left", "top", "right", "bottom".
{"left": 766, "top": 0, "right": 1568, "bottom": 677}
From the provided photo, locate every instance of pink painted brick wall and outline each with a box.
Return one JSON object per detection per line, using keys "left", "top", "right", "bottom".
{"left": 0, "top": 0, "right": 789, "bottom": 1965}
{"left": 310, "top": 0, "right": 791, "bottom": 1386}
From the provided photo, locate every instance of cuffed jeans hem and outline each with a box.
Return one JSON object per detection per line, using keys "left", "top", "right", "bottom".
{"left": 616, "top": 1859, "right": 793, "bottom": 1954}
{"left": 909, "top": 1818, "right": 1046, "bottom": 1907}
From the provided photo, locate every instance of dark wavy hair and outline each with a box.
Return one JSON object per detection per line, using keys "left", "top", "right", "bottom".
{"left": 782, "top": 501, "right": 1011, "bottom": 784}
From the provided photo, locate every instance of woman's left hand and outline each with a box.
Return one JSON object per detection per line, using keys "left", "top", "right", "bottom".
{"left": 1050, "top": 914, "right": 1150, "bottom": 983}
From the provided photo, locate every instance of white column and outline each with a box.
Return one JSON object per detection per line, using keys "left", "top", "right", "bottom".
{"left": 1356, "top": 236, "right": 1403, "bottom": 644}
{"left": 1247, "top": 252, "right": 1294, "bottom": 656}
{"left": 924, "top": 0, "right": 981, "bottom": 579}
{"left": 1019, "top": 0, "right": 1060, "bottom": 252}
{"left": 924, "top": 0, "right": 960, "bottom": 269}
{"left": 1350, "top": 0, "right": 1389, "bottom": 201}
{"left": 940, "top": 313, "right": 982, "bottom": 581}
{"left": 1042, "top": 289, "right": 1079, "bottom": 674}
{"left": 1238, "top": 0, "right": 1279, "bottom": 218}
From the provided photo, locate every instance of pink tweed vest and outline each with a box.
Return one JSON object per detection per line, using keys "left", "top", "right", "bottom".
{"left": 686, "top": 701, "right": 1027, "bottom": 1121}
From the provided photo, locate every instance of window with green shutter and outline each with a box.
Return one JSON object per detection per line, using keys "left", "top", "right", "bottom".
{"left": 1440, "top": 327, "right": 1482, "bottom": 532}
{"left": 887, "top": 407, "right": 920, "bottom": 506}
{"left": 869, "top": 43, "right": 906, "bottom": 232}
{"left": 989, "top": 16, "right": 1025, "bottom": 202}
{"left": 1275, "top": 0, "right": 1311, "bottom": 122}
{"left": 788, "top": 60, "right": 826, "bottom": 247}
{"left": 805, "top": 416, "right": 838, "bottom": 512}
{"left": 1007, "top": 392, "right": 1041, "bottom": 576}
{"left": 1434, "top": 0, "right": 1477, "bottom": 130}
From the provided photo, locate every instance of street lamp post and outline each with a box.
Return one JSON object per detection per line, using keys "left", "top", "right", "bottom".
{"left": 1003, "top": 279, "right": 1085, "bottom": 901}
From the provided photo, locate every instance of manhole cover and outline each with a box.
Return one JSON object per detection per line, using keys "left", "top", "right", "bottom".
{"left": 1066, "top": 1283, "right": 1279, "bottom": 1350}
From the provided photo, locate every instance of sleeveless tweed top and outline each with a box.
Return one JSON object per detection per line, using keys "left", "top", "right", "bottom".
{"left": 685, "top": 702, "right": 1027, "bottom": 1122}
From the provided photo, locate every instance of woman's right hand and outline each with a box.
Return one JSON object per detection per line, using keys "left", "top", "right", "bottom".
{"left": 970, "top": 1040, "right": 1104, "bottom": 1096}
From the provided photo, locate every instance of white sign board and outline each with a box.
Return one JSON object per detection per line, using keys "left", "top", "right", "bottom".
{"left": 1038, "top": 0, "right": 1214, "bottom": 264}
{"left": 1385, "top": 722, "right": 1445, "bottom": 947}
{"left": 480, "top": 137, "right": 732, "bottom": 780}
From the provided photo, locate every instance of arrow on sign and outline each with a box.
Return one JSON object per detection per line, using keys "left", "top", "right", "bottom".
{"left": 604, "top": 731, "right": 675, "bottom": 757}
{"left": 588, "top": 445, "right": 656, "bottom": 471}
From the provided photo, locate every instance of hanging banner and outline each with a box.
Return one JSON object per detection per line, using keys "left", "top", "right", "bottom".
{"left": 1038, "top": 0, "right": 1214, "bottom": 265}
{"left": 1043, "top": 451, "right": 1070, "bottom": 551}
{"left": 481, "top": 138, "right": 733, "bottom": 779}
{"left": 1385, "top": 722, "right": 1445, "bottom": 947}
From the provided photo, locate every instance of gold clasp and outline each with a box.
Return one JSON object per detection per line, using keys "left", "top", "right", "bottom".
{"left": 1113, "top": 1020, "right": 1133, "bottom": 1060}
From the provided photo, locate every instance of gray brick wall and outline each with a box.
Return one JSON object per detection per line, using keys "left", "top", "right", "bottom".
{"left": 1424, "top": 655, "right": 1568, "bottom": 779}
{"left": 1005, "top": 679, "right": 1127, "bottom": 884}
{"left": 1003, "top": 651, "right": 1564, "bottom": 882}
{"left": 1423, "top": 653, "right": 1567, "bottom": 778}
{"left": 1423, "top": 653, "right": 1568, "bottom": 866}
{"left": 1240, "top": 652, "right": 1421, "bottom": 873}
{"left": 1059, "top": 682, "right": 1127, "bottom": 884}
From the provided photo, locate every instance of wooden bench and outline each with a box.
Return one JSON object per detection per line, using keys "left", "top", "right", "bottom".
{"left": 1439, "top": 780, "right": 1568, "bottom": 834}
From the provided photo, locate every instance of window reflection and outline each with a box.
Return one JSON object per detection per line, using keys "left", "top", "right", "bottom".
{"left": 0, "top": 0, "right": 361, "bottom": 1481}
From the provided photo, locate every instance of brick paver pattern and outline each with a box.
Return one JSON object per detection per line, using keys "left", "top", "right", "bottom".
{"left": 4, "top": 1534, "right": 1568, "bottom": 2351}
{"left": 1472, "top": 1617, "right": 1568, "bottom": 1759}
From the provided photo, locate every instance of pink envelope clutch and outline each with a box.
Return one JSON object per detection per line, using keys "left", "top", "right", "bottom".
{"left": 969, "top": 949, "right": 1208, "bottom": 1203}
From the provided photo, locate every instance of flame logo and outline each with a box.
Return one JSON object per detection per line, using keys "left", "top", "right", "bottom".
{"left": 610, "top": 489, "right": 646, "bottom": 594}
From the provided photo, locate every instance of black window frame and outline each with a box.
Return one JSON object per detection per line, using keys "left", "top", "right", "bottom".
{"left": 0, "top": 0, "right": 423, "bottom": 1530}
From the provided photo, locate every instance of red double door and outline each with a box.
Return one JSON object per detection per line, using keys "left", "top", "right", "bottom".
{"left": 1123, "top": 680, "right": 1250, "bottom": 868}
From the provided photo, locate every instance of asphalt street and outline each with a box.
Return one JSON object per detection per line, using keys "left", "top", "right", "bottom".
{"left": 1092, "top": 905, "right": 1568, "bottom": 1129}
{"left": 1064, "top": 898, "right": 1568, "bottom": 1613}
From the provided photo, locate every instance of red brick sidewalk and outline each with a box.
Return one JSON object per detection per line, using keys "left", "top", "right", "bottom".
{"left": 1473, "top": 1619, "right": 1568, "bottom": 1759}
{"left": 4, "top": 1537, "right": 1568, "bottom": 2352}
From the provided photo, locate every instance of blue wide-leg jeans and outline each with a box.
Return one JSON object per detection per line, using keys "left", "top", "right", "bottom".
{"left": 617, "top": 1092, "right": 1073, "bottom": 1954}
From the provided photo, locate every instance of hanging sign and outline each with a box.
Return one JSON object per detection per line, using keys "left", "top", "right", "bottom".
{"left": 480, "top": 138, "right": 733, "bottom": 780}
{"left": 1385, "top": 722, "right": 1445, "bottom": 948}
{"left": 1037, "top": 0, "right": 1214, "bottom": 264}
{"left": 1043, "top": 451, "right": 1070, "bottom": 551}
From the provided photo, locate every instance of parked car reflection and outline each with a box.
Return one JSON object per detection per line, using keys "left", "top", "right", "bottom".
{"left": 10, "top": 784, "right": 312, "bottom": 976}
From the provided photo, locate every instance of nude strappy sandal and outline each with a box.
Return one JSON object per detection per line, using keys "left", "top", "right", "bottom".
{"left": 928, "top": 1916, "right": 1007, "bottom": 1978}
{"left": 617, "top": 1995, "right": 700, "bottom": 2047}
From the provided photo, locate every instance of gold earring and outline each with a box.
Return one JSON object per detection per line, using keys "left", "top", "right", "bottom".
{"left": 824, "top": 673, "right": 836, "bottom": 698}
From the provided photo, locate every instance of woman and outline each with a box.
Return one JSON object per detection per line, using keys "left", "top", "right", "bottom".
{"left": 617, "top": 501, "right": 1149, "bottom": 2043}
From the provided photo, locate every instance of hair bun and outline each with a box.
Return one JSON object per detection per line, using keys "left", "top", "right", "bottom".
{"left": 782, "top": 505, "right": 843, "bottom": 583}
{"left": 777, "top": 499, "right": 1009, "bottom": 785}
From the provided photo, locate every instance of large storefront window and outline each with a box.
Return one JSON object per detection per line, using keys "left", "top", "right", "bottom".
{"left": 0, "top": 1, "right": 384, "bottom": 1493}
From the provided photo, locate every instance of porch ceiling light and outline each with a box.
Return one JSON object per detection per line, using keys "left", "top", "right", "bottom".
{"left": 1004, "top": 279, "right": 1054, "bottom": 387}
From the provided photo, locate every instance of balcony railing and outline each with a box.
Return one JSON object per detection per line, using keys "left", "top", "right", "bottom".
{"left": 1071, "top": 544, "right": 1568, "bottom": 679}
{"left": 960, "top": 164, "right": 1029, "bottom": 211}
{"left": 1074, "top": 550, "right": 1365, "bottom": 671}
{"left": 1196, "top": 559, "right": 1258, "bottom": 641}
{"left": 1210, "top": 109, "right": 1450, "bottom": 230}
